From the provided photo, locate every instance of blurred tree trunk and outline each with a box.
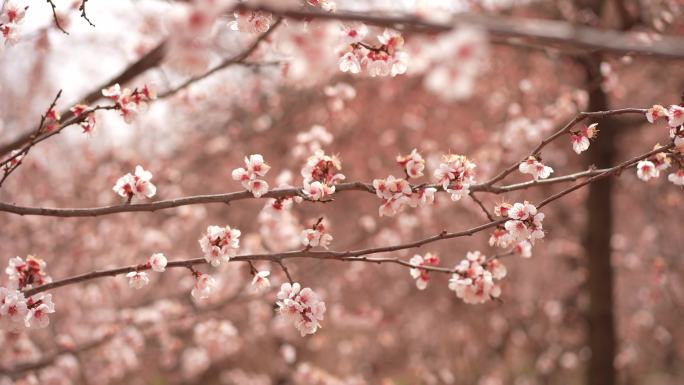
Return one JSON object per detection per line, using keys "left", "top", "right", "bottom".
{"left": 580, "top": 54, "right": 617, "bottom": 385}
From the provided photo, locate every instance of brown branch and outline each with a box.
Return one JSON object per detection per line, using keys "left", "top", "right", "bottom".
{"left": 45, "top": 0, "right": 68, "bottom": 34}
{"left": 479, "top": 108, "right": 647, "bottom": 187}
{"left": 237, "top": 4, "right": 684, "bottom": 60}
{"left": 78, "top": 0, "right": 95, "bottom": 27}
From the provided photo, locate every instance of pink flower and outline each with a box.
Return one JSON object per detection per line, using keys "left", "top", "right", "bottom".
{"left": 341, "top": 23, "right": 367, "bottom": 44}
{"left": 434, "top": 154, "right": 476, "bottom": 201}
{"left": 408, "top": 253, "right": 440, "bottom": 290}
{"left": 232, "top": 154, "right": 271, "bottom": 198}
{"left": 396, "top": 148, "right": 425, "bottom": 179}
{"left": 668, "top": 105, "right": 684, "bottom": 127}
{"left": 448, "top": 251, "right": 504, "bottom": 304}
{"left": 636, "top": 160, "right": 659, "bottom": 181}
{"left": 518, "top": 156, "right": 554, "bottom": 180}
{"left": 126, "top": 271, "right": 149, "bottom": 289}
{"left": 646, "top": 105, "right": 668, "bottom": 123}
{"left": 275, "top": 282, "right": 326, "bottom": 336}
{"left": 25, "top": 293, "right": 55, "bottom": 329}
{"left": 199, "top": 225, "right": 241, "bottom": 266}
{"left": 149, "top": 253, "right": 167, "bottom": 272}
{"left": 668, "top": 170, "right": 684, "bottom": 186}
{"left": 191, "top": 273, "right": 216, "bottom": 300}
{"left": 229, "top": 10, "right": 272, "bottom": 33}
{"left": 251, "top": 271, "right": 271, "bottom": 292}
{"left": 339, "top": 52, "right": 361, "bottom": 74}
{"left": 300, "top": 220, "right": 333, "bottom": 249}
{"left": 113, "top": 165, "right": 157, "bottom": 200}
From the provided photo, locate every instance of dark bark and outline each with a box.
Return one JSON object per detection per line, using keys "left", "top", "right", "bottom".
{"left": 581, "top": 55, "right": 617, "bottom": 385}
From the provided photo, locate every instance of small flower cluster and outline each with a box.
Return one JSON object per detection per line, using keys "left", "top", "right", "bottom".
{"left": 496, "top": 201, "right": 545, "bottom": 258}
{"left": 69, "top": 104, "right": 97, "bottom": 134}
{"left": 372, "top": 175, "right": 436, "bottom": 216}
{"left": 192, "top": 272, "right": 216, "bottom": 300}
{"left": 307, "top": 0, "right": 336, "bottom": 11}
{"left": 396, "top": 148, "right": 425, "bottom": 179}
{"left": 0, "top": 0, "right": 27, "bottom": 48}
{"left": 293, "top": 125, "right": 334, "bottom": 158}
{"left": 113, "top": 165, "right": 157, "bottom": 201}
{"left": 434, "top": 154, "right": 477, "bottom": 201}
{"left": 44, "top": 107, "right": 61, "bottom": 132}
{"left": 636, "top": 145, "right": 672, "bottom": 182}
{"left": 301, "top": 219, "right": 333, "bottom": 249}
{"left": 448, "top": 251, "right": 507, "bottom": 304}
{"left": 101, "top": 83, "right": 156, "bottom": 123}
{"left": 324, "top": 83, "right": 356, "bottom": 111}
{"left": 5, "top": 255, "right": 51, "bottom": 289}
{"left": 232, "top": 154, "right": 271, "bottom": 198}
{"left": 276, "top": 282, "right": 326, "bottom": 336}
{"left": 300, "top": 150, "right": 345, "bottom": 200}
{"left": 228, "top": 10, "right": 272, "bottom": 33}
{"left": 199, "top": 225, "right": 241, "bottom": 266}
{"left": 338, "top": 28, "right": 408, "bottom": 77}
{"left": 518, "top": 156, "right": 554, "bottom": 180}
{"left": 408, "top": 252, "right": 441, "bottom": 290}
{"left": 646, "top": 104, "right": 684, "bottom": 128}
{"left": 1, "top": 256, "right": 55, "bottom": 330}
{"left": 570, "top": 123, "right": 599, "bottom": 154}
{"left": 639, "top": 105, "right": 684, "bottom": 185}
{"left": 125, "top": 253, "right": 167, "bottom": 290}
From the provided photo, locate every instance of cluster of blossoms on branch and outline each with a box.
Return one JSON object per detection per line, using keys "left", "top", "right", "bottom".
{"left": 199, "top": 225, "right": 242, "bottom": 267}
{"left": 0, "top": 0, "right": 26, "bottom": 48}
{"left": 570, "top": 123, "right": 599, "bottom": 154}
{"left": 636, "top": 104, "right": 684, "bottom": 184}
{"left": 113, "top": 165, "right": 157, "bottom": 201}
{"left": 338, "top": 26, "right": 408, "bottom": 77}
{"left": 518, "top": 156, "right": 554, "bottom": 180}
{"left": 276, "top": 282, "right": 327, "bottom": 336}
{"left": 373, "top": 149, "right": 433, "bottom": 216}
{"left": 448, "top": 251, "right": 507, "bottom": 304}
{"left": 498, "top": 202, "right": 545, "bottom": 258}
{"left": 301, "top": 218, "right": 333, "bottom": 249}
{"left": 232, "top": 154, "right": 271, "bottom": 198}
{"left": 125, "top": 253, "right": 168, "bottom": 289}
{"left": 300, "top": 150, "right": 345, "bottom": 200}
{"left": 408, "top": 253, "right": 441, "bottom": 290}
{"left": 101, "top": 83, "right": 156, "bottom": 123}
{"left": 1, "top": 256, "right": 55, "bottom": 330}
{"left": 434, "top": 154, "right": 477, "bottom": 201}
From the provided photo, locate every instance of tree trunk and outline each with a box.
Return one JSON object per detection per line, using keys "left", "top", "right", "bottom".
{"left": 581, "top": 55, "right": 617, "bottom": 385}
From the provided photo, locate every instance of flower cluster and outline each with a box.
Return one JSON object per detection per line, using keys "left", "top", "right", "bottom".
{"left": 372, "top": 175, "right": 436, "bottom": 216}
{"left": 518, "top": 156, "right": 554, "bottom": 180}
{"left": 570, "top": 123, "right": 599, "bottom": 154}
{"left": 70, "top": 104, "right": 97, "bottom": 134}
{"left": 396, "top": 148, "right": 425, "bottom": 179}
{"left": 636, "top": 145, "right": 672, "bottom": 182}
{"left": 276, "top": 282, "right": 326, "bottom": 336}
{"left": 101, "top": 83, "right": 156, "bottom": 123}
{"left": 191, "top": 273, "right": 216, "bottom": 300}
{"left": 408, "top": 253, "right": 441, "bottom": 290}
{"left": 0, "top": 0, "right": 26, "bottom": 48}
{"left": 199, "top": 225, "right": 241, "bottom": 266}
{"left": 300, "top": 150, "right": 345, "bottom": 201}
{"left": 301, "top": 219, "right": 333, "bottom": 249}
{"left": 5, "top": 255, "right": 51, "bottom": 289}
{"left": 113, "top": 165, "right": 157, "bottom": 201}
{"left": 0, "top": 288, "right": 55, "bottom": 330}
{"left": 646, "top": 104, "right": 684, "bottom": 127}
{"left": 228, "top": 10, "right": 272, "bottom": 33}
{"left": 434, "top": 154, "right": 477, "bottom": 201}
{"left": 338, "top": 28, "right": 408, "bottom": 77}
{"left": 2, "top": 256, "right": 56, "bottom": 331}
{"left": 448, "top": 251, "right": 506, "bottom": 304}
{"left": 125, "top": 253, "right": 167, "bottom": 290}
{"left": 498, "top": 201, "right": 545, "bottom": 258}
{"left": 232, "top": 154, "right": 271, "bottom": 198}
{"left": 324, "top": 82, "right": 356, "bottom": 111}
